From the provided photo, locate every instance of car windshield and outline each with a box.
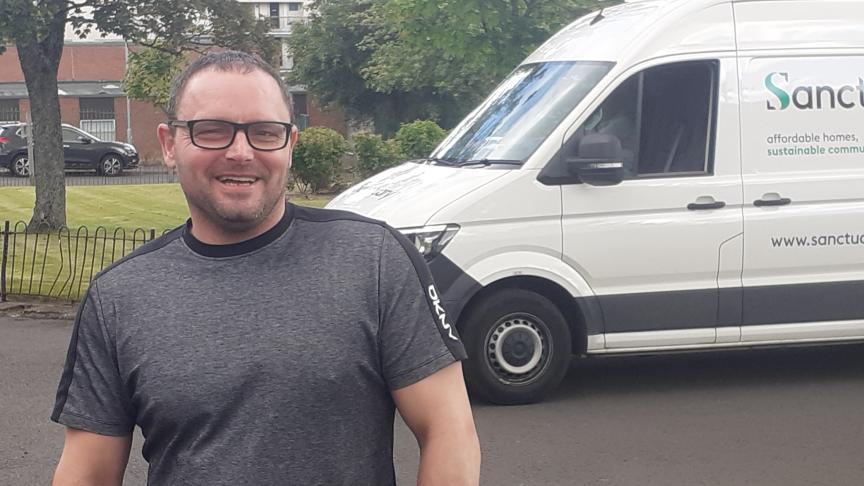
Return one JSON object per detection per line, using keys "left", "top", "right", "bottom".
{"left": 431, "top": 61, "right": 612, "bottom": 165}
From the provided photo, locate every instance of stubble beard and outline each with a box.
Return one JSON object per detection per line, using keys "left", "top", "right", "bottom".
{"left": 202, "top": 187, "right": 286, "bottom": 234}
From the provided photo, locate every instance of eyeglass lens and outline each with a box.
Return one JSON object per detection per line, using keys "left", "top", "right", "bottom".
{"left": 192, "top": 121, "right": 288, "bottom": 150}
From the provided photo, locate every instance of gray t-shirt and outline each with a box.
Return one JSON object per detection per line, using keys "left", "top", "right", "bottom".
{"left": 52, "top": 204, "right": 466, "bottom": 485}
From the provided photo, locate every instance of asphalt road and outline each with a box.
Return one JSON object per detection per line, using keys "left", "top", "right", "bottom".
{"left": 2, "top": 315, "right": 863, "bottom": 485}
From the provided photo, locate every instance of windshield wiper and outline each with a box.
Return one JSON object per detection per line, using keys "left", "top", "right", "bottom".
{"left": 427, "top": 157, "right": 460, "bottom": 166}
{"left": 456, "top": 159, "right": 523, "bottom": 167}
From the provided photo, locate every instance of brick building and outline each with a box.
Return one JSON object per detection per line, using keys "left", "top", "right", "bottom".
{"left": 0, "top": 41, "right": 167, "bottom": 161}
{"left": 0, "top": 2, "right": 346, "bottom": 162}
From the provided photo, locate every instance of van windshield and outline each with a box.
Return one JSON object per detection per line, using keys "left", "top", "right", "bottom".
{"left": 431, "top": 61, "right": 612, "bottom": 165}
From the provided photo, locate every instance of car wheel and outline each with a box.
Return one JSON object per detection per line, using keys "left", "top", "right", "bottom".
{"left": 11, "top": 154, "right": 30, "bottom": 177}
{"left": 462, "top": 289, "right": 572, "bottom": 405}
{"left": 100, "top": 154, "right": 123, "bottom": 176}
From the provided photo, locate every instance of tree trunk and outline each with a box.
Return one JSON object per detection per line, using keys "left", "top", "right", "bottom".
{"left": 16, "top": 4, "right": 68, "bottom": 231}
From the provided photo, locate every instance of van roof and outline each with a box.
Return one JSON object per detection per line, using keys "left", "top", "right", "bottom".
{"left": 524, "top": 0, "right": 732, "bottom": 64}
{"left": 524, "top": 0, "right": 864, "bottom": 65}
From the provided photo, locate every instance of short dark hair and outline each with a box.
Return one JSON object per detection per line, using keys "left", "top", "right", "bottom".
{"left": 165, "top": 50, "right": 294, "bottom": 121}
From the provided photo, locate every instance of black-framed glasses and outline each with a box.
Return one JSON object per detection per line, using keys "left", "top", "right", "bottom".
{"left": 169, "top": 119, "right": 293, "bottom": 151}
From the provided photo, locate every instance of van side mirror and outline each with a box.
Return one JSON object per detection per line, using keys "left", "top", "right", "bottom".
{"left": 565, "top": 133, "right": 626, "bottom": 186}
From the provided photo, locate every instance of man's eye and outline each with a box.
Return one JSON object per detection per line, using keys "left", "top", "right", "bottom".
{"left": 197, "top": 129, "right": 230, "bottom": 138}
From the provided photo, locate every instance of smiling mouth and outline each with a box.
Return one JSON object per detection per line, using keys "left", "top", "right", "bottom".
{"left": 216, "top": 176, "right": 259, "bottom": 186}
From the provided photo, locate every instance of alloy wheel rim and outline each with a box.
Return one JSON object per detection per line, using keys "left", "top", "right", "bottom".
{"left": 14, "top": 156, "right": 30, "bottom": 176}
{"left": 103, "top": 156, "right": 121, "bottom": 175}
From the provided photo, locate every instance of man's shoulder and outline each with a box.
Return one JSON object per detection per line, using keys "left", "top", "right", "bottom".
{"left": 293, "top": 204, "right": 386, "bottom": 228}
{"left": 291, "top": 204, "right": 397, "bottom": 238}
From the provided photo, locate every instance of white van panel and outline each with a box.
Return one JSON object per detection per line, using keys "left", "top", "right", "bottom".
{"left": 327, "top": 162, "right": 509, "bottom": 229}
{"left": 741, "top": 320, "right": 864, "bottom": 343}
{"left": 433, "top": 171, "right": 566, "bottom": 285}
{"left": 735, "top": 1, "right": 864, "bottom": 51}
{"left": 460, "top": 250, "right": 595, "bottom": 299}
{"left": 739, "top": 54, "right": 864, "bottom": 329}
{"left": 605, "top": 328, "right": 716, "bottom": 349}
{"left": 739, "top": 55, "right": 864, "bottom": 288}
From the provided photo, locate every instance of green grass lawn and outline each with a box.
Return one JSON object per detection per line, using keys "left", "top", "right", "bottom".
{"left": 0, "top": 184, "right": 332, "bottom": 231}
{"left": 1, "top": 184, "right": 332, "bottom": 300}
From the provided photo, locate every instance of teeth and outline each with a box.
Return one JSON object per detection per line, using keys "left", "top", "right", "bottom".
{"left": 217, "top": 176, "right": 256, "bottom": 183}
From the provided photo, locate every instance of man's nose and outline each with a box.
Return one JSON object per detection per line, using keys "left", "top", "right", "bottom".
{"left": 225, "top": 129, "right": 254, "bottom": 161}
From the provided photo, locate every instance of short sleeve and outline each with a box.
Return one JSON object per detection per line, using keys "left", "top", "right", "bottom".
{"left": 51, "top": 281, "right": 134, "bottom": 436}
{"left": 378, "top": 228, "right": 467, "bottom": 390}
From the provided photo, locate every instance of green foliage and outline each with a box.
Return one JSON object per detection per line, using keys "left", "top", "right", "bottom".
{"left": 290, "top": 0, "right": 616, "bottom": 132}
{"left": 373, "top": 0, "right": 609, "bottom": 99}
{"left": 288, "top": 0, "right": 456, "bottom": 134}
{"left": 123, "top": 48, "right": 184, "bottom": 110}
{"left": 394, "top": 120, "right": 447, "bottom": 160}
{"left": 353, "top": 132, "right": 403, "bottom": 178}
{"left": 291, "top": 127, "right": 348, "bottom": 193}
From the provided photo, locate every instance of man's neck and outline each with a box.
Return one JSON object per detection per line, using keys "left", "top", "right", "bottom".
{"left": 189, "top": 200, "right": 286, "bottom": 246}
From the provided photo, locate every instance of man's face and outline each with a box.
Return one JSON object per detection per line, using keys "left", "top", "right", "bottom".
{"left": 157, "top": 68, "right": 296, "bottom": 238}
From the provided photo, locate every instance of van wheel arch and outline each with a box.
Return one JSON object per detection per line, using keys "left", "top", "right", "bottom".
{"left": 457, "top": 276, "right": 587, "bottom": 355}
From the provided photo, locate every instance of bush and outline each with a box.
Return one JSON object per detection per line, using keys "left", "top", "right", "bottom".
{"left": 353, "top": 132, "right": 404, "bottom": 178}
{"left": 394, "top": 120, "right": 447, "bottom": 160}
{"left": 291, "top": 127, "right": 347, "bottom": 193}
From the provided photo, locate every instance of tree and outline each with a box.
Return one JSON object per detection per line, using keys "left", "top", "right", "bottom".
{"left": 122, "top": 46, "right": 184, "bottom": 111}
{"left": 287, "top": 0, "right": 464, "bottom": 135}
{"left": 0, "top": 0, "right": 278, "bottom": 229}
{"left": 289, "top": 0, "right": 616, "bottom": 134}
{"left": 368, "top": 0, "right": 611, "bottom": 100}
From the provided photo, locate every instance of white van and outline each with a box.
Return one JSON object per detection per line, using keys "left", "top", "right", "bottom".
{"left": 327, "top": 0, "right": 864, "bottom": 404}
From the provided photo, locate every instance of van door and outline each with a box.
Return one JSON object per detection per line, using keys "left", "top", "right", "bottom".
{"left": 557, "top": 59, "right": 744, "bottom": 350}
{"left": 739, "top": 55, "right": 864, "bottom": 342}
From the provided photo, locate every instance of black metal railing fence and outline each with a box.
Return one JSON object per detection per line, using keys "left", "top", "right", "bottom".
{"left": 0, "top": 165, "right": 179, "bottom": 187}
{"left": 1, "top": 221, "right": 173, "bottom": 301}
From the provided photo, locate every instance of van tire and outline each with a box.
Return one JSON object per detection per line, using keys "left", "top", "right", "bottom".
{"left": 462, "top": 289, "right": 571, "bottom": 405}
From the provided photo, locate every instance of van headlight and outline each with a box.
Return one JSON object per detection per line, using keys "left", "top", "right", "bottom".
{"left": 398, "top": 224, "right": 459, "bottom": 259}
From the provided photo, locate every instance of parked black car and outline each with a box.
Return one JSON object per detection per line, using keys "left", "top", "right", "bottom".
{"left": 0, "top": 123, "right": 139, "bottom": 177}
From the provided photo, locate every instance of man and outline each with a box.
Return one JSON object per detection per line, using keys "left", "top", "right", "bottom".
{"left": 51, "top": 51, "right": 480, "bottom": 486}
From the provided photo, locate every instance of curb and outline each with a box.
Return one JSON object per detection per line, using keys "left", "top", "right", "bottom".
{"left": 0, "top": 301, "right": 77, "bottom": 321}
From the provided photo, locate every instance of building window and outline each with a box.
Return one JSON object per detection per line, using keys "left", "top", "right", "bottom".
{"left": 293, "top": 93, "right": 308, "bottom": 116}
{"left": 270, "top": 3, "right": 281, "bottom": 28}
{"left": 79, "top": 97, "right": 117, "bottom": 141}
{"left": 288, "top": 2, "right": 301, "bottom": 11}
{"left": 292, "top": 93, "right": 309, "bottom": 130}
{"left": 0, "top": 99, "right": 20, "bottom": 122}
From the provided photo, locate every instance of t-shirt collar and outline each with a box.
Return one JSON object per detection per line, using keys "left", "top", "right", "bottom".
{"left": 182, "top": 203, "right": 295, "bottom": 258}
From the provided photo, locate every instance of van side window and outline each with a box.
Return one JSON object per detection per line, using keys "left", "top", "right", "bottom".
{"left": 571, "top": 60, "right": 717, "bottom": 178}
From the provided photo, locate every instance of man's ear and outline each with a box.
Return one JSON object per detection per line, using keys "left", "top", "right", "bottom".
{"left": 286, "top": 125, "right": 299, "bottom": 169}
{"left": 156, "top": 123, "right": 177, "bottom": 170}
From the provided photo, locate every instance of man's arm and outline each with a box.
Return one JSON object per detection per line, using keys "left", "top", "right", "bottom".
{"left": 393, "top": 362, "right": 481, "bottom": 486}
{"left": 53, "top": 428, "right": 131, "bottom": 486}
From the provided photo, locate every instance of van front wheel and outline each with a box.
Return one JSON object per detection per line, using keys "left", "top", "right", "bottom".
{"left": 462, "top": 289, "right": 571, "bottom": 405}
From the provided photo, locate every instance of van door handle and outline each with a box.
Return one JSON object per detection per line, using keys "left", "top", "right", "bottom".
{"left": 687, "top": 196, "right": 725, "bottom": 210}
{"left": 754, "top": 193, "right": 791, "bottom": 207}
